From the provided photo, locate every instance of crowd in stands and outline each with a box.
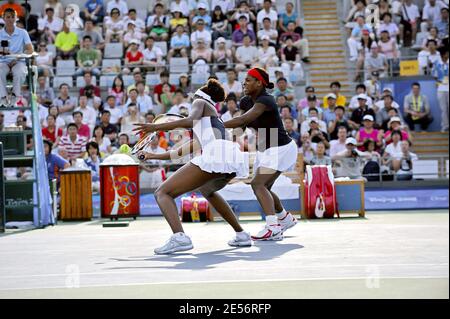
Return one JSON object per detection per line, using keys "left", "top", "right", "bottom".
{"left": 0, "top": 0, "right": 448, "bottom": 190}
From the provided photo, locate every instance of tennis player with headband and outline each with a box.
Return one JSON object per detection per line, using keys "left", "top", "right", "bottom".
{"left": 134, "top": 79, "right": 252, "bottom": 254}
{"left": 224, "top": 67, "right": 298, "bottom": 241}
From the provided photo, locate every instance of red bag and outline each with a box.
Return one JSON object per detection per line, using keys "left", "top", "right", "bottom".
{"left": 304, "top": 165, "right": 339, "bottom": 219}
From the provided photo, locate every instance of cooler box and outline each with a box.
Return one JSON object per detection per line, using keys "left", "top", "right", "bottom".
{"left": 181, "top": 194, "right": 212, "bottom": 222}
{"left": 100, "top": 154, "right": 140, "bottom": 220}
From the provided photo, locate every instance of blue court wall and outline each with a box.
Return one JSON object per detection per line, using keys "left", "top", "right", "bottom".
{"left": 381, "top": 75, "right": 441, "bottom": 132}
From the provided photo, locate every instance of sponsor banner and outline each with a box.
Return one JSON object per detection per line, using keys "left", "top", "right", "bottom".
{"left": 365, "top": 188, "right": 449, "bottom": 210}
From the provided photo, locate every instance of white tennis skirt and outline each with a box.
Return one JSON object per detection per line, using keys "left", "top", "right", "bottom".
{"left": 254, "top": 140, "right": 298, "bottom": 172}
{"left": 191, "top": 140, "right": 249, "bottom": 177}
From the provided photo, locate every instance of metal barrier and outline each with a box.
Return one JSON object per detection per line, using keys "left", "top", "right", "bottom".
{"left": 0, "top": 142, "right": 5, "bottom": 233}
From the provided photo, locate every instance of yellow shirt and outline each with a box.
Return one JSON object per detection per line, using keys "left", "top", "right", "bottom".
{"left": 170, "top": 18, "right": 188, "bottom": 29}
{"left": 55, "top": 31, "right": 78, "bottom": 52}
{"left": 323, "top": 94, "right": 346, "bottom": 108}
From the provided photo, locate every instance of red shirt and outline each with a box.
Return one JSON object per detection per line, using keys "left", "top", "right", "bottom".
{"left": 42, "top": 127, "right": 63, "bottom": 143}
{"left": 76, "top": 124, "right": 91, "bottom": 139}
{"left": 154, "top": 83, "right": 176, "bottom": 101}
{"left": 126, "top": 50, "right": 144, "bottom": 63}
{"left": 80, "top": 85, "right": 101, "bottom": 97}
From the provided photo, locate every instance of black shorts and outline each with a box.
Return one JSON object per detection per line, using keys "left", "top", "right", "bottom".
{"left": 196, "top": 173, "right": 236, "bottom": 197}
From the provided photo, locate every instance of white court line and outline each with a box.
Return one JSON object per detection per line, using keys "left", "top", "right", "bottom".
{"left": 0, "top": 263, "right": 447, "bottom": 279}
{"left": 0, "top": 276, "right": 448, "bottom": 292}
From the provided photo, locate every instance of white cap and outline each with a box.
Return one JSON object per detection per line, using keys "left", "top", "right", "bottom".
{"left": 326, "top": 93, "right": 337, "bottom": 100}
{"left": 389, "top": 116, "right": 402, "bottom": 125}
{"left": 363, "top": 114, "right": 374, "bottom": 122}
{"left": 217, "top": 37, "right": 226, "bottom": 43}
{"left": 127, "top": 20, "right": 136, "bottom": 26}
{"left": 345, "top": 137, "right": 357, "bottom": 145}
{"left": 129, "top": 39, "right": 140, "bottom": 45}
{"left": 383, "top": 88, "right": 393, "bottom": 93}
{"left": 357, "top": 93, "right": 368, "bottom": 100}
{"left": 261, "top": 35, "right": 270, "bottom": 41}
{"left": 309, "top": 117, "right": 319, "bottom": 124}
{"left": 198, "top": 3, "right": 207, "bottom": 9}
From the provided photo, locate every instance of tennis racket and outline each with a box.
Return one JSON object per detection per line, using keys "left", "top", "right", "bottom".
{"left": 131, "top": 113, "right": 186, "bottom": 160}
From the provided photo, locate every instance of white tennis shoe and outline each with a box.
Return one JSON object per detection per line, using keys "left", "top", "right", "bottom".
{"left": 278, "top": 212, "right": 298, "bottom": 232}
{"left": 251, "top": 220, "right": 283, "bottom": 241}
{"left": 154, "top": 233, "right": 193, "bottom": 255}
{"left": 228, "top": 232, "right": 252, "bottom": 247}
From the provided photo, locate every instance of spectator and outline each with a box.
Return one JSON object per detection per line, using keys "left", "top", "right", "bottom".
{"left": 365, "top": 46, "right": 388, "bottom": 79}
{"left": 123, "top": 8, "right": 145, "bottom": 32}
{"left": 323, "top": 81, "right": 346, "bottom": 109}
{"left": 231, "top": 1, "right": 256, "bottom": 26}
{"left": 135, "top": 82, "right": 155, "bottom": 114}
{"left": 377, "top": 12, "right": 400, "bottom": 39}
{"left": 347, "top": 15, "right": 373, "bottom": 62}
{"left": 211, "top": 5, "right": 231, "bottom": 41}
{"left": 44, "top": 139, "right": 70, "bottom": 184}
{"left": 126, "top": 71, "right": 151, "bottom": 95}
{"left": 188, "top": 0, "right": 210, "bottom": 15}
{"left": 191, "top": 38, "right": 213, "bottom": 63}
{"left": 283, "top": 117, "right": 300, "bottom": 146}
{"left": 378, "top": 30, "right": 400, "bottom": 76}
{"left": 349, "top": 84, "right": 374, "bottom": 110}
{"left": 44, "top": 0, "right": 64, "bottom": 19}
{"left": 355, "top": 115, "right": 383, "bottom": 151}
{"left": 80, "top": 72, "right": 101, "bottom": 98}
{"left": 78, "top": 18, "right": 105, "bottom": 51}
{"left": 384, "top": 116, "right": 412, "bottom": 146}
{"left": 99, "top": 110, "right": 119, "bottom": 143}
{"left": 106, "top": 0, "right": 128, "bottom": 16}
{"left": 403, "top": 82, "right": 433, "bottom": 131}
{"left": 75, "top": 35, "right": 101, "bottom": 77}
{"left": 169, "top": 89, "right": 192, "bottom": 115}
{"left": 123, "top": 40, "right": 144, "bottom": 74}
{"left": 418, "top": 39, "right": 442, "bottom": 75}
{"left": 117, "top": 132, "right": 130, "bottom": 149}
{"left": 256, "top": 0, "right": 278, "bottom": 29}
{"left": 157, "top": 83, "right": 176, "bottom": 113}
{"left": 90, "top": 125, "right": 112, "bottom": 155}
{"left": 72, "top": 111, "right": 91, "bottom": 139}
{"left": 221, "top": 93, "right": 240, "bottom": 122}
{"left": 308, "top": 117, "right": 329, "bottom": 149}
{"left": 211, "top": 0, "right": 234, "bottom": 16}
{"left": 42, "top": 114, "right": 63, "bottom": 144}
{"left": 333, "top": 137, "right": 371, "bottom": 179}
{"left": 81, "top": 0, "right": 105, "bottom": 23}
{"left": 301, "top": 96, "right": 323, "bottom": 122}
{"left": 123, "top": 21, "right": 144, "bottom": 48}
{"left": 55, "top": 21, "right": 79, "bottom": 60}
{"left": 143, "top": 36, "right": 165, "bottom": 71}
{"left": 280, "top": 105, "right": 298, "bottom": 129}
{"left": 0, "top": 8, "right": 33, "bottom": 107}
{"left": 120, "top": 103, "right": 144, "bottom": 144}
{"left": 374, "top": 88, "right": 400, "bottom": 110}
{"left": 223, "top": 69, "right": 243, "bottom": 98}
{"left": 364, "top": 71, "right": 382, "bottom": 101}
{"left": 435, "top": 8, "right": 449, "bottom": 42}
{"left": 75, "top": 94, "right": 97, "bottom": 132}
{"left": 273, "top": 77, "right": 295, "bottom": 104}
{"left": 421, "top": 0, "right": 447, "bottom": 33}
{"left": 44, "top": 105, "right": 66, "bottom": 130}
{"left": 353, "top": 29, "right": 377, "bottom": 81}
{"left": 58, "top": 123, "right": 88, "bottom": 161}
{"left": 432, "top": 48, "right": 449, "bottom": 132}
{"left": 169, "top": 10, "right": 189, "bottom": 33}
{"left": 258, "top": 35, "right": 279, "bottom": 69}
{"left": 36, "top": 75, "right": 55, "bottom": 108}
{"left": 394, "top": 140, "right": 418, "bottom": 181}
{"left": 328, "top": 106, "right": 350, "bottom": 140}
{"left": 382, "top": 130, "right": 403, "bottom": 170}
{"left": 232, "top": 15, "right": 256, "bottom": 48}
{"left": 190, "top": 18, "right": 212, "bottom": 48}
{"left": 399, "top": 0, "right": 420, "bottom": 47}
{"left": 192, "top": 3, "right": 212, "bottom": 30}
{"left": 0, "top": 0, "right": 25, "bottom": 19}
{"left": 139, "top": 134, "right": 166, "bottom": 189}
{"left": 36, "top": 41, "right": 54, "bottom": 78}
{"left": 38, "top": 7, "right": 63, "bottom": 44}
{"left": 376, "top": 94, "right": 401, "bottom": 130}
{"left": 52, "top": 83, "right": 78, "bottom": 125}
{"left": 329, "top": 126, "right": 348, "bottom": 157}
{"left": 345, "top": 0, "right": 368, "bottom": 32}
{"left": 297, "top": 86, "right": 320, "bottom": 111}
{"left": 108, "top": 75, "right": 127, "bottom": 106}
{"left": 349, "top": 94, "right": 376, "bottom": 129}
{"left": 168, "top": 24, "right": 190, "bottom": 61}
{"left": 104, "top": 8, "right": 124, "bottom": 43}
{"left": 257, "top": 17, "right": 278, "bottom": 45}
{"left": 104, "top": 95, "right": 123, "bottom": 125}
{"left": 235, "top": 34, "right": 259, "bottom": 71}
{"left": 310, "top": 141, "right": 332, "bottom": 166}
{"left": 84, "top": 141, "right": 102, "bottom": 192}
{"left": 276, "top": 95, "right": 296, "bottom": 118}
{"left": 322, "top": 94, "right": 338, "bottom": 125}
{"left": 280, "top": 21, "right": 310, "bottom": 63}
{"left": 279, "top": 2, "right": 300, "bottom": 33}
{"left": 65, "top": 4, "right": 84, "bottom": 33}
{"left": 299, "top": 132, "right": 314, "bottom": 164}
{"left": 178, "top": 73, "right": 193, "bottom": 98}
{"left": 281, "top": 36, "right": 304, "bottom": 80}
{"left": 153, "top": 71, "right": 176, "bottom": 105}
{"left": 213, "top": 37, "right": 233, "bottom": 71}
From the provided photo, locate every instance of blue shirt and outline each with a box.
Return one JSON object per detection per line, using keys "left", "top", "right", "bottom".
{"left": 322, "top": 109, "right": 337, "bottom": 125}
{"left": 170, "top": 34, "right": 190, "bottom": 48}
{"left": 0, "top": 26, "right": 32, "bottom": 64}
{"left": 351, "top": 24, "right": 373, "bottom": 38}
{"left": 46, "top": 154, "right": 68, "bottom": 180}
{"left": 85, "top": 0, "right": 104, "bottom": 15}
{"left": 193, "top": 15, "right": 212, "bottom": 29}
{"left": 279, "top": 12, "right": 298, "bottom": 28}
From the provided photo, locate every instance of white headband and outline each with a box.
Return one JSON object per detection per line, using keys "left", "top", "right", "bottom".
{"left": 194, "top": 89, "right": 216, "bottom": 106}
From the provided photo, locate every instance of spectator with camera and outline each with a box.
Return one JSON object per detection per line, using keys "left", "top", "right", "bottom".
{"left": 332, "top": 137, "right": 371, "bottom": 179}
{"left": 0, "top": 8, "right": 33, "bottom": 108}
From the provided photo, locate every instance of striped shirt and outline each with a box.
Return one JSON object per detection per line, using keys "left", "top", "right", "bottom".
{"left": 59, "top": 135, "right": 87, "bottom": 160}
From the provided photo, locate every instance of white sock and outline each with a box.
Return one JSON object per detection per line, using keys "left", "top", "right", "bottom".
{"left": 266, "top": 215, "right": 278, "bottom": 226}
{"left": 276, "top": 209, "right": 288, "bottom": 219}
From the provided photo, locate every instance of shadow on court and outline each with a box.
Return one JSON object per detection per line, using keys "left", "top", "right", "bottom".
{"left": 106, "top": 243, "right": 303, "bottom": 271}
